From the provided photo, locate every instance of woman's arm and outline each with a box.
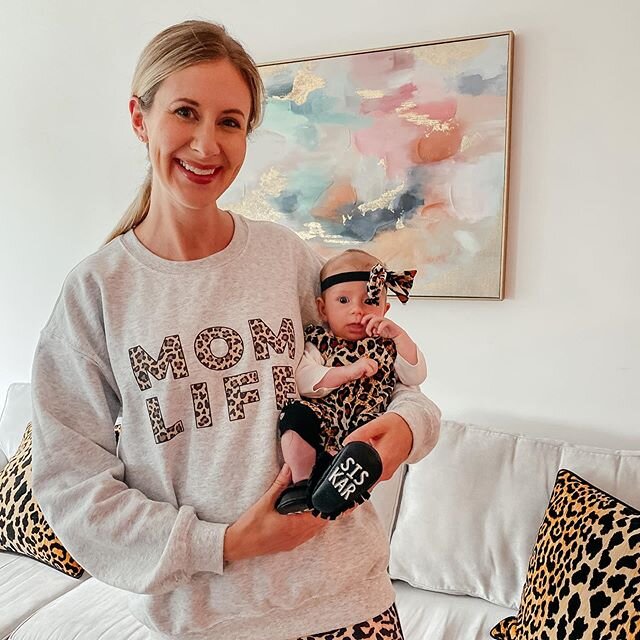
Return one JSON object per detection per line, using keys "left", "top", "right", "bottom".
{"left": 343, "top": 384, "right": 441, "bottom": 478}
{"left": 384, "top": 383, "right": 440, "bottom": 465}
{"left": 31, "top": 332, "right": 229, "bottom": 594}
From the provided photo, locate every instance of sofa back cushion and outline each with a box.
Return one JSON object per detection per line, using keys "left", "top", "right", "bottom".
{"left": 389, "top": 421, "right": 640, "bottom": 610}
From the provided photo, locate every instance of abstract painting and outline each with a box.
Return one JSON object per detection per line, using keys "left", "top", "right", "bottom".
{"left": 220, "top": 32, "right": 514, "bottom": 298}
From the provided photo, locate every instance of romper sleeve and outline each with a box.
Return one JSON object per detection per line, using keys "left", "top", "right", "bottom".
{"left": 394, "top": 346, "right": 428, "bottom": 385}
{"left": 295, "top": 342, "right": 337, "bottom": 398}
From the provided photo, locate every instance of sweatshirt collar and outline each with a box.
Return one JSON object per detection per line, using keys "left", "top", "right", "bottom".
{"left": 120, "top": 211, "right": 248, "bottom": 274}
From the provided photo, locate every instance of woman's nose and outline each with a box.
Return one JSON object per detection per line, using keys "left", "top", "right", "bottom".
{"left": 190, "top": 124, "right": 220, "bottom": 156}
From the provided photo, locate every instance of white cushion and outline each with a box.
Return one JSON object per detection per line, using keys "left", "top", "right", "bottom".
{"left": 389, "top": 421, "right": 640, "bottom": 610}
{"left": 0, "top": 384, "right": 32, "bottom": 466}
{"left": 0, "top": 552, "right": 86, "bottom": 640}
{"left": 394, "top": 580, "right": 514, "bottom": 640}
{"left": 10, "top": 577, "right": 151, "bottom": 640}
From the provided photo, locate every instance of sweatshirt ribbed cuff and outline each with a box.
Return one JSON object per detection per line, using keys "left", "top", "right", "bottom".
{"left": 389, "top": 397, "right": 441, "bottom": 465}
{"left": 190, "top": 520, "right": 229, "bottom": 576}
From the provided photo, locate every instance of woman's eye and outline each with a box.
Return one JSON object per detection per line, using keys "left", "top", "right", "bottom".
{"left": 175, "top": 107, "right": 195, "bottom": 119}
{"left": 222, "top": 118, "right": 242, "bottom": 129}
{"left": 338, "top": 296, "right": 349, "bottom": 304}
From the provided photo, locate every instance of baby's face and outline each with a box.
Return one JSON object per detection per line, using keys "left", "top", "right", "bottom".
{"left": 317, "top": 280, "right": 388, "bottom": 340}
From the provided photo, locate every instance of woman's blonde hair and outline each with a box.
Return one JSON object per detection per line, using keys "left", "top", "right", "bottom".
{"left": 105, "top": 20, "right": 264, "bottom": 244}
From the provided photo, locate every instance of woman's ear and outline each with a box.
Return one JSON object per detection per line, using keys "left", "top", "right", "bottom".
{"left": 129, "top": 97, "right": 147, "bottom": 143}
{"left": 316, "top": 296, "right": 328, "bottom": 322}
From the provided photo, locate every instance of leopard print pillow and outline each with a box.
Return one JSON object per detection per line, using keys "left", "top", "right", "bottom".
{"left": 490, "top": 469, "right": 640, "bottom": 639}
{"left": 0, "top": 422, "right": 84, "bottom": 578}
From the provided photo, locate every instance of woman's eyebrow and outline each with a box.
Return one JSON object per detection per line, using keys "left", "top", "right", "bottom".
{"left": 171, "top": 99, "right": 246, "bottom": 119}
{"left": 221, "top": 108, "right": 247, "bottom": 119}
{"left": 173, "top": 98, "right": 199, "bottom": 106}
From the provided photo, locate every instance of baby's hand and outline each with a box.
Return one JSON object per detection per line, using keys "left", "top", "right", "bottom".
{"left": 347, "top": 357, "right": 379, "bottom": 381}
{"left": 361, "top": 315, "right": 405, "bottom": 340}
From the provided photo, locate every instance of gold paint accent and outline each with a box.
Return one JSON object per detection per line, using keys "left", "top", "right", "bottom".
{"left": 358, "top": 183, "right": 405, "bottom": 214}
{"left": 403, "top": 113, "right": 454, "bottom": 132}
{"left": 225, "top": 169, "right": 287, "bottom": 223}
{"left": 396, "top": 101, "right": 454, "bottom": 131}
{"left": 414, "top": 40, "right": 489, "bottom": 68}
{"left": 229, "top": 189, "right": 282, "bottom": 223}
{"left": 460, "top": 132, "right": 483, "bottom": 152}
{"left": 258, "top": 65, "right": 278, "bottom": 78}
{"left": 356, "top": 89, "right": 386, "bottom": 99}
{"left": 298, "top": 221, "right": 352, "bottom": 243}
{"left": 397, "top": 101, "right": 417, "bottom": 112}
{"left": 259, "top": 167, "right": 288, "bottom": 197}
{"left": 273, "top": 63, "right": 326, "bottom": 105}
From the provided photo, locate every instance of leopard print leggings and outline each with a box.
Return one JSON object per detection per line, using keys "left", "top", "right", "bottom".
{"left": 294, "top": 603, "right": 404, "bottom": 640}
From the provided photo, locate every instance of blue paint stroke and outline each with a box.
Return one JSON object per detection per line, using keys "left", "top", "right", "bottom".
{"left": 456, "top": 66, "right": 508, "bottom": 96}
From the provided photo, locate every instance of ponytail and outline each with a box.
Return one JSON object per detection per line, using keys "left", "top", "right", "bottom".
{"left": 104, "top": 169, "right": 151, "bottom": 244}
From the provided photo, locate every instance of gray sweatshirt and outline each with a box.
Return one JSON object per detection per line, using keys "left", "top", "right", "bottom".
{"left": 31, "top": 213, "right": 441, "bottom": 640}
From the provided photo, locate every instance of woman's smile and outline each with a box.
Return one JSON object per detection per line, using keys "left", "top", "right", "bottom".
{"left": 175, "top": 158, "right": 223, "bottom": 184}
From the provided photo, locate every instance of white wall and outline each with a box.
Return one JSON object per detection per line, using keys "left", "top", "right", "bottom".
{"left": 1, "top": 1, "right": 638, "bottom": 447}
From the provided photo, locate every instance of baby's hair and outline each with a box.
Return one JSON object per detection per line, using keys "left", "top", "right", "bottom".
{"left": 320, "top": 249, "right": 387, "bottom": 282}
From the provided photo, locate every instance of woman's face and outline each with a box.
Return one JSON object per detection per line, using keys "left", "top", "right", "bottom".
{"left": 130, "top": 59, "right": 252, "bottom": 214}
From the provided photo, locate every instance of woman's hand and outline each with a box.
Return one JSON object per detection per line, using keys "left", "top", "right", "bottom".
{"left": 342, "top": 413, "right": 413, "bottom": 482}
{"left": 223, "top": 464, "right": 328, "bottom": 563}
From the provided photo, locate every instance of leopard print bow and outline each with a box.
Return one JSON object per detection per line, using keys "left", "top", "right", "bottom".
{"left": 365, "top": 263, "right": 417, "bottom": 305}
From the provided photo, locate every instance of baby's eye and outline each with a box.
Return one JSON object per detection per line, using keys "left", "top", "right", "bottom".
{"left": 364, "top": 299, "right": 376, "bottom": 306}
{"left": 338, "top": 296, "right": 349, "bottom": 304}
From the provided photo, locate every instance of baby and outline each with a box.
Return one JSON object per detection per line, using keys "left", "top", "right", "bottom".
{"left": 276, "top": 249, "right": 427, "bottom": 518}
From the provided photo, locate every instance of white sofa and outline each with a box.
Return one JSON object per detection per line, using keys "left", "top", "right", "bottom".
{"left": 2, "top": 382, "right": 639, "bottom": 639}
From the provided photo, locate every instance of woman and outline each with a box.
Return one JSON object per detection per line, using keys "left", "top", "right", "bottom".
{"left": 31, "top": 20, "right": 440, "bottom": 640}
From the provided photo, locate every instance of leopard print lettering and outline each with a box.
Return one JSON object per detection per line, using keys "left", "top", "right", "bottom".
{"left": 223, "top": 371, "right": 260, "bottom": 421}
{"left": 272, "top": 365, "right": 297, "bottom": 409}
{"left": 145, "top": 397, "right": 184, "bottom": 444}
{"left": 190, "top": 382, "right": 212, "bottom": 429}
{"left": 295, "top": 603, "right": 404, "bottom": 640}
{"left": 249, "top": 318, "right": 296, "bottom": 361}
{"left": 194, "top": 326, "right": 244, "bottom": 371}
{"left": 128, "top": 335, "right": 189, "bottom": 391}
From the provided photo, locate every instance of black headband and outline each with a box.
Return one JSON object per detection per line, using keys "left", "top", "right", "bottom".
{"left": 320, "top": 271, "right": 370, "bottom": 292}
{"left": 321, "top": 264, "right": 417, "bottom": 304}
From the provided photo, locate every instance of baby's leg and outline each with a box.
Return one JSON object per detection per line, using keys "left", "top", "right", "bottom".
{"left": 281, "top": 431, "right": 317, "bottom": 482}
{"left": 278, "top": 401, "right": 323, "bottom": 481}
{"left": 276, "top": 402, "right": 325, "bottom": 515}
